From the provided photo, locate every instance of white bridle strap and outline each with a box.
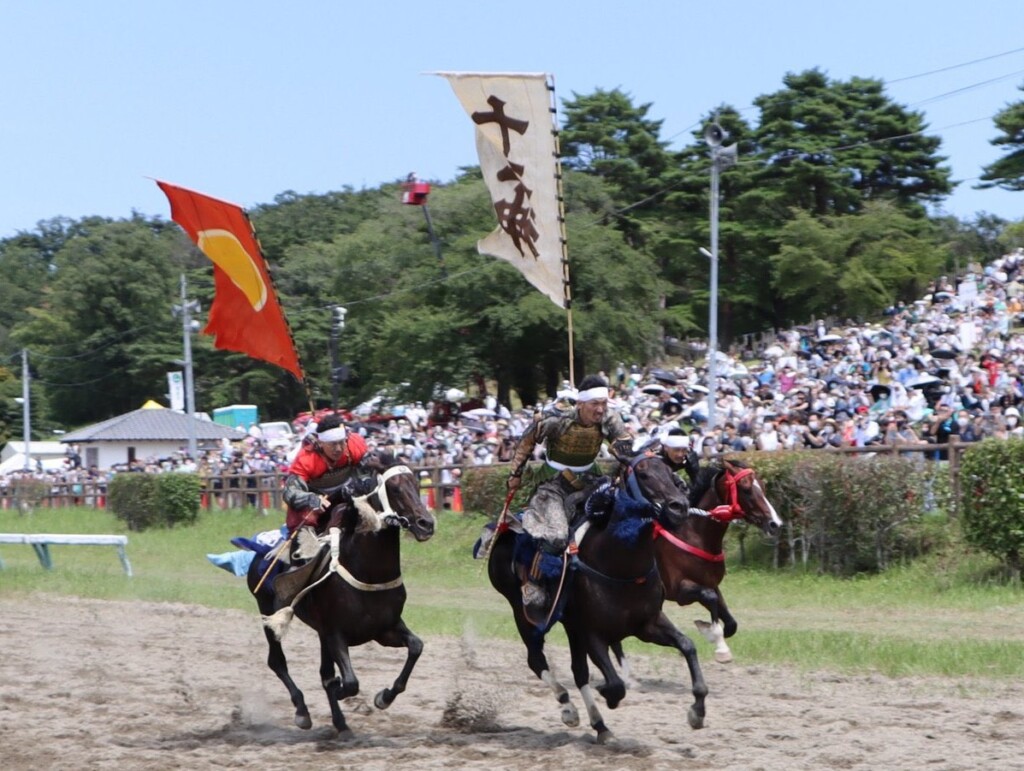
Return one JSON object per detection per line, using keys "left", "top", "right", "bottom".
{"left": 352, "top": 465, "right": 414, "bottom": 523}
{"left": 333, "top": 463, "right": 414, "bottom": 590}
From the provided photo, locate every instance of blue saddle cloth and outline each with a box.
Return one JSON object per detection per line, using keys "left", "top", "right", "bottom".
{"left": 209, "top": 526, "right": 288, "bottom": 578}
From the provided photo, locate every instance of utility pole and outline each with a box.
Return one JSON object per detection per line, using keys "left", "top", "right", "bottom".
{"left": 173, "top": 274, "right": 200, "bottom": 459}
{"left": 22, "top": 348, "right": 30, "bottom": 472}
{"left": 702, "top": 122, "right": 737, "bottom": 431}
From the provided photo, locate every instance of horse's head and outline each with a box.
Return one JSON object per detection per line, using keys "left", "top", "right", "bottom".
{"left": 709, "top": 458, "right": 783, "bottom": 537}
{"left": 618, "top": 450, "right": 691, "bottom": 524}
{"left": 353, "top": 450, "right": 436, "bottom": 542}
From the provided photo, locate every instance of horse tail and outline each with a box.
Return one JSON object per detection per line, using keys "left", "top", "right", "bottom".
{"left": 262, "top": 607, "right": 296, "bottom": 641}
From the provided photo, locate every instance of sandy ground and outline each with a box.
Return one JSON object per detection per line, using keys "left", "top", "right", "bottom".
{"left": 1, "top": 595, "right": 1022, "bottom": 771}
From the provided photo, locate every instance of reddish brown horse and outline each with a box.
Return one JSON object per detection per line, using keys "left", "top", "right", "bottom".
{"left": 653, "top": 458, "right": 782, "bottom": 663}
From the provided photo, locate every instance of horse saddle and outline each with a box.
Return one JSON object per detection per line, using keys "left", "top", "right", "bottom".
{"left": 272, "top": 545, "right": 331, "bottom": 606}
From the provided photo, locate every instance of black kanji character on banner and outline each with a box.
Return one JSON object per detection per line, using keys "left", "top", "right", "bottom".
{"left": 495, "top": 163, "right": 539, "bottom": 258}
{"left": 472, "top": 95, "right": 529, "bottom": 155}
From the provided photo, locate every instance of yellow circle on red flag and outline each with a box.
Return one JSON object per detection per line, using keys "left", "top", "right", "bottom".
{"left": 197, "top": 229, "right": 268, "bottom": 311}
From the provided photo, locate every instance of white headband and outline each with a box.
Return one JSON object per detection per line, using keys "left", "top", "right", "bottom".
{"left": 317, "top": 426, "right": 347, "bottom": 442}
{"left": 661, "top": 434, "right": 689, "bottom": 449}
{"left": 577, "top": 386, "right": 609, "bottom": 402}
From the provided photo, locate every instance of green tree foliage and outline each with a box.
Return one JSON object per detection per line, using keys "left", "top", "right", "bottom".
{"left": 754, "top": 69, "right": 952, "bottom": 216}
{"left": 12, "top": 217, "right": 182, "bottom": 424}
{"left": 771, "top": 202, "right": 947, "bottom": 323}
{"left": 978, "top": 82, "right": 1024, "bottom": 192}
{"left": 560, "top": 87, "right": 673, "bottom": 204}
{"left": 959, "top": 438, "right": 1024, "bottom": 580}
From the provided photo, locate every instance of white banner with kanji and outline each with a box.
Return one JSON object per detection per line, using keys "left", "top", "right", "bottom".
{"left": 438, "top": 72, "right": 566, "bottom": 308}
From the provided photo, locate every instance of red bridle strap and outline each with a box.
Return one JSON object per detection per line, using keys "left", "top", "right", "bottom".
{"left": 714, "top": 467, "right": 753, "bottom": 522}
{"left": 652, "top": 521, "right": 725, "bottom": 562}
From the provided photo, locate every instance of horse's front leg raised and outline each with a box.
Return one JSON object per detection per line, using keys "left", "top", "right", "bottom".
{"left": 372, "top": 619, "right": 423, "bottom": 710}
{"left": 636, "top": 611, "right": 707, "bottom": 730}
{"left": 675, "top": 582, "right": 734, "bottom": 664}
{"left": 320, "top": 634, "right": 358, "bottom": 735}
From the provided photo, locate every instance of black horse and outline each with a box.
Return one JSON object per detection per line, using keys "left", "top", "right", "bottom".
{"left": 247, "top": 450, "right": 435, "bottom": 735}
{"left": 488, "top": 451, "right": 708, "bottom": 743}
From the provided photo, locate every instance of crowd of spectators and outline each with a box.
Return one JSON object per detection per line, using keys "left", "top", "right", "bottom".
{"left": 5, "top": 249, "right": 1024, "bottom": 499}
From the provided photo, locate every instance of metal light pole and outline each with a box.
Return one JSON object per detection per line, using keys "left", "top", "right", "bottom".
{"left": 702, "top": 123, "right": 736, "bottom": 431}
{"left": 177, "top": 274, "right": 199, "bottom": 459}
{"left": 21, "top": 348, "right": 30, "bottom": 471}
{"left": 330, "top": 306, "right": 347, "bottom": 410}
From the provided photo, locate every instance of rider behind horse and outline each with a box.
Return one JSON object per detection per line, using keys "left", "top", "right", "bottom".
{"left": 283, "top": 413, "right": 368, "bottom": 537}
{"left": 648, "top": 427, "right": 701, "bottom": 500}
{"left": 506, "top": 374, "right": 634, "bottom": 618}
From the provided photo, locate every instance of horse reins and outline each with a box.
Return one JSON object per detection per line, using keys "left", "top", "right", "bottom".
{"left": 651, "top": 465, "right": 754, "bottom": 563}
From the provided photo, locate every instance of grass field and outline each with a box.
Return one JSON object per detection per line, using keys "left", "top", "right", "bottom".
{"left": 2, "top": 504, "right": 1022, "bottom": 679}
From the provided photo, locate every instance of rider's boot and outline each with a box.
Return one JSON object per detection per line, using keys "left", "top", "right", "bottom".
{"left": 520, "top": 550, "right": 554, "bottom": 620}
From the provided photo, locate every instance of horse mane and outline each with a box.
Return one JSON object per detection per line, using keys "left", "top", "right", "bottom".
{"left": 687, "top": 457, "right": 749, "bottom": 507}
{"left": 608, "top": 490, "right": 654, "bottom": 545}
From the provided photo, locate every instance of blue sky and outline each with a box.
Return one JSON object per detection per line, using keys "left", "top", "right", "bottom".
{"left": 2, "top": 1, "right": 1023, "bottom": 240}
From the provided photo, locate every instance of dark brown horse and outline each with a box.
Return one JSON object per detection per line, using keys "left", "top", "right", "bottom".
{"left": 653, "top": 457, "right": 782, "bottom": 663}
{"left": 247, "top": 450, "right": 435, "bottom": 735}
{"left": 488, "top": 451, "right": 708, "bottom": 743}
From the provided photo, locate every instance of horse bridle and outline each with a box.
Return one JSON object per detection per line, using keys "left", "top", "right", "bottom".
{"left": 621, "top": 451, "right": 662, "bottom": 513}
{"left": 649, "top": 465, "right": 755, "bottom": 563}
{"left": 712, "top": 466, "right": 754, "bottom": 523}
{"left": 351, "top": 464, "right": 415, "bottom": 529}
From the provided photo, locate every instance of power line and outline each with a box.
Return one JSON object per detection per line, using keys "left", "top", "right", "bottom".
{"left": 887, "top": 45, "right": 1024, "bottom": 85}
{"left": 908, "top": 68, "right": 1024, "bottom": 108}
{"left": 660, "top": 49, "right": 1024, "bottom": 148}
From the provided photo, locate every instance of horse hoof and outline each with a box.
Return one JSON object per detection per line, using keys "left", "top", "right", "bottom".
{"left": 336, "top": 727, "right": 355, "bottom": 741}
{"left": 687, "top": 706, "right": 705, "bottom": 730}
{"left": 714, "top": 650, "right": 733, "bottom": 664}
{"left": 294, "top": 713, "right": 312, "bottom": 730}
{"left": 374, "top": 690, "right": 392, "bottom": 710}
{"left": 561, "top": 704, "right": 579, "bottom": 727}
{"left": 596, "top": 729, "right": 615, "bottom": 745}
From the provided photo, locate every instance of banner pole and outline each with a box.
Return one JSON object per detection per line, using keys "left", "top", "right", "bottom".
{"left": 548, "top": 74, "right": 575, "bottom": 386}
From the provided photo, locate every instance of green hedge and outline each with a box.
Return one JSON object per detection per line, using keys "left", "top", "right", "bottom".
{"left": 747, "top": 451, "right": 939, "bottom": 576}
{"left": 108, "top": 472, "right": 201, "bottom": 531}
{"left": 959, "top": 438, "right": 1024, "bottom": 579}
{"left": 8, "top": 478, "right": 51, "bottom": 511}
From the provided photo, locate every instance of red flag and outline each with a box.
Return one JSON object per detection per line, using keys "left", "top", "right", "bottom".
{"left": 157, "top": 181, "right": 303, "bottom": 380}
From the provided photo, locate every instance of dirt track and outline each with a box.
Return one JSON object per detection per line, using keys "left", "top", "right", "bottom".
{"left": 1, "top": 595, "right": 1022, "bottom": 770}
